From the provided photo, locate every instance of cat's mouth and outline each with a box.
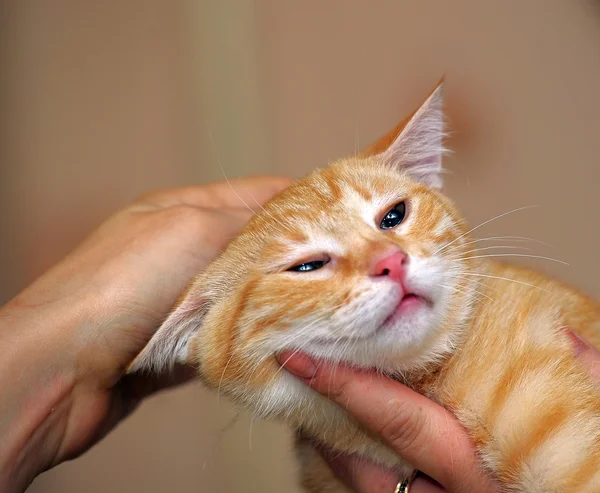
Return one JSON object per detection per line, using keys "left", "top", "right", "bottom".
{"left": 378, "top": 292, "right": 430, "bottom": 332}
{"left": 305, "top": 291, "right": 432, "bottom": 347}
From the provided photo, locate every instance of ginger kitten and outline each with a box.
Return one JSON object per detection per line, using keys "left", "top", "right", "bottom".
{"left": 130, "top": 83, "right": 600, "bottom": 492}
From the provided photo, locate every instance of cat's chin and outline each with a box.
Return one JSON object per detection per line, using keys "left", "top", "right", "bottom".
{"left": 307, "top": 305, "right": 429, "bottom": 348}
{"left": 308, "top": 293, "right": 433, "bottom": 349}
{"left": 294, "top": 302, "right": 445, "bottom": 373}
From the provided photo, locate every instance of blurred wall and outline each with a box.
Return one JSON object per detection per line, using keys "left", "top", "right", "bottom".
{"left": 1, "top": 1, "right": 599, "bottom": 492}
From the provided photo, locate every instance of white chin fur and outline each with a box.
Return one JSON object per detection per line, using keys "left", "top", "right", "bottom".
{"left": 301, "top": 297, "right": 452, "bottom": 373}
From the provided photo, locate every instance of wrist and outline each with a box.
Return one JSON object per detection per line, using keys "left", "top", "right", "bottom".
{"left": 0, "top": 299, "right": 77, "bottom": 492}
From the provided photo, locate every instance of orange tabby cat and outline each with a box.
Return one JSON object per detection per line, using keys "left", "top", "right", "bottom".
{"left": 129, "top": 83, "right": 600, "bottom": 492}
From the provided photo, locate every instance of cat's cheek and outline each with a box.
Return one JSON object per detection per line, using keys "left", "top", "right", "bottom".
{"left": 403, "top": 257, "right": 449, "bottom": 304}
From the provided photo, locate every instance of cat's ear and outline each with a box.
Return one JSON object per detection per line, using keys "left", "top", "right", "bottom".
{"left": 127, "top": 279, "right": 210, "bottom": 374}
{"left": 362, "top": 81, "right": 446, "bottom": 189}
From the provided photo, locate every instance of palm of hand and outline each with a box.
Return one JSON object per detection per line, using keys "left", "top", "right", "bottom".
{"left": 7, "top": 177, "right": 289, "bottom": 467}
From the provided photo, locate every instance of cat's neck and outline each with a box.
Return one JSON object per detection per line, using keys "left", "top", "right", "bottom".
{"left": 413, "top": 260, "right": 600, "bottom": 401}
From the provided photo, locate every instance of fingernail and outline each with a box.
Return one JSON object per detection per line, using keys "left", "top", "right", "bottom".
{"left": 562, "top": 327, "right": 591, "bottom": 356}
{"left": 279, "top": 352, "right": 317, "bottom": 379}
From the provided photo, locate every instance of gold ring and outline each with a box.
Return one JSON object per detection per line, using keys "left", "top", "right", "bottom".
{"left": 394, "top": 470, "right": 418, "bottom": 493}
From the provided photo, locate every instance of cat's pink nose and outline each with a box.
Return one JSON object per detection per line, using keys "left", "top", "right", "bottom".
{"left": 370, "top": 250, "right": 407, "bottom": 282}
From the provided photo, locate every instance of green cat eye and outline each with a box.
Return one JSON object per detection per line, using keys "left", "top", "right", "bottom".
{"left": 380, "top": 201, "right": 407, "bottom": 230}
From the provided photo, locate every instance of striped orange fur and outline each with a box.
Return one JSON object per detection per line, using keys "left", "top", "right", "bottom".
{"left": 130, "top": 83, "right": 600, "bottom": 492}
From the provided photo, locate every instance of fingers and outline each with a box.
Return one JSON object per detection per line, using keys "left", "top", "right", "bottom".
{"left": 280, "top": 352, "right": 497, "bottom": 493}
{"left": 564, "top": 328, "right": 600, "bottom": 383}
{"left": 318, "top": 447, "right": 399, "bottom": 493}
{"left": 321, "top": 447, "right": 446, "bottom": 493}
{"left": 411, "top": 476, "right": 447, "bottom": 493}
{"left": 138, "top": 176, "right": 292, "bottom": 210}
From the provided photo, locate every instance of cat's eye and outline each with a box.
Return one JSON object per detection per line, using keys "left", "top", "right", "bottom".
{"left": 380, "top": 201, "right": 407, "bottom": 230}
{"left": 287, "top": 259, "right": 329, "bottom": 272}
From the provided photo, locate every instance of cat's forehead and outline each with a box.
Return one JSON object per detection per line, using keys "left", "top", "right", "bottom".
{"left": 224, "top": 158, "right": 461, "bottom": 278}
{"left": 284, "top": 159, "right": 413, "bottom": 213}
{"left": 256, "top": 159, "right": 421, "bottom": 248}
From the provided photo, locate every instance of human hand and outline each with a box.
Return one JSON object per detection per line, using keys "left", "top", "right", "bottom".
{"left": 0, "top": 176, "right": 290, "bottom": 492}
{"left": 279, "top": 328, "right": 600, "bottom": 493}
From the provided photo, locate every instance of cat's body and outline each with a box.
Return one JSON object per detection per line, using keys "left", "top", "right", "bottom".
{"left": 422, "top": 263, "right": 600, "bottom": 491}
{"left": 131, "top": 84, "right": 600, "bottom": 492}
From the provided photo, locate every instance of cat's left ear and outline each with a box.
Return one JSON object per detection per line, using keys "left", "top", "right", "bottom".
{"left": 126, "top": 279, "right": 211, "bottom": 375}
{"left": 362, "top": 82, "right": 446, "bottom": 189}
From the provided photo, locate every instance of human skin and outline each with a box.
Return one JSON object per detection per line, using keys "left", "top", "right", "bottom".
{"left": 0, "top": 175, "right": 597, "bottom": 493}
{"left": 0, "top": 176, "right": 290, "bottom": 492}
{"left": 279, "top": 327, "right": 600, "bottom": 492}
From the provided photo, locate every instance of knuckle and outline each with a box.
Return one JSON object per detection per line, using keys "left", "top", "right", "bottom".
{"left": 133, "top": 202, "right": 208, "bottom": 237}
{"left": 377, "top": 399, "right": 426, "bottom": 453}
{"left": 134, "top": 188, "right": 168, "bottom": 207}
{"left": 162, "top": 205, "right": 209, "bottom": 234}
{"left": 163, "top": 204, "right": 198, "bottom": 220}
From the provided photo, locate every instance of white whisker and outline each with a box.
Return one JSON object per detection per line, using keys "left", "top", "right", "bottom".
{"left": 458, "top": 272, "right": 549, "bottom": 294}
{"left": 441, "top": 283, "right": 496, "bottom": 305}
{"left": 354, "top": 117, "right": 360, "bottom": 158}
{"left": 206, "top": 123, "right": 258, "bottom": 216}
{"left": 467, "top": 277, "right": 501, "bottom": 293}
{"left": 451, "top": 245, "right": 531, "bottom": 257}
{"left": 458, "top": 253, "right": 568, "bottom": 265}
{"left": 433, "top": 205, "right": 539, "bottom": 256}
{"left": 248, "top": 415, "right": 255, "bottom": 452}
{"left": 216, "top": 352, "right": 237, "bottom": 409}
{"left": 248, "top": 302, "right": 349, "bottom": 386}
{"left": 243, "top": 188, "right": 295, "bottom": 234}
{"left": 484, "top": 236, "right": 552, "bottom": 248}
{"left": 445, "top": 235, "right": 555, "bottom": 253}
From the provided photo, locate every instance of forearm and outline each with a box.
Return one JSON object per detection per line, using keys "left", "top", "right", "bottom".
{"left": 0, "top": 300, "right": 76, "bottom": 493}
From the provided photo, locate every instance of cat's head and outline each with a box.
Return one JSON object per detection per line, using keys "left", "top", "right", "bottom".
{"left": 130, "top": 83, "right": 479, "bottom": 386}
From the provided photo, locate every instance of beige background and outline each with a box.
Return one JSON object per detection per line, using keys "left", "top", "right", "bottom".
{"left": 1, "top": 1, "right": 599, "bottom": 492}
